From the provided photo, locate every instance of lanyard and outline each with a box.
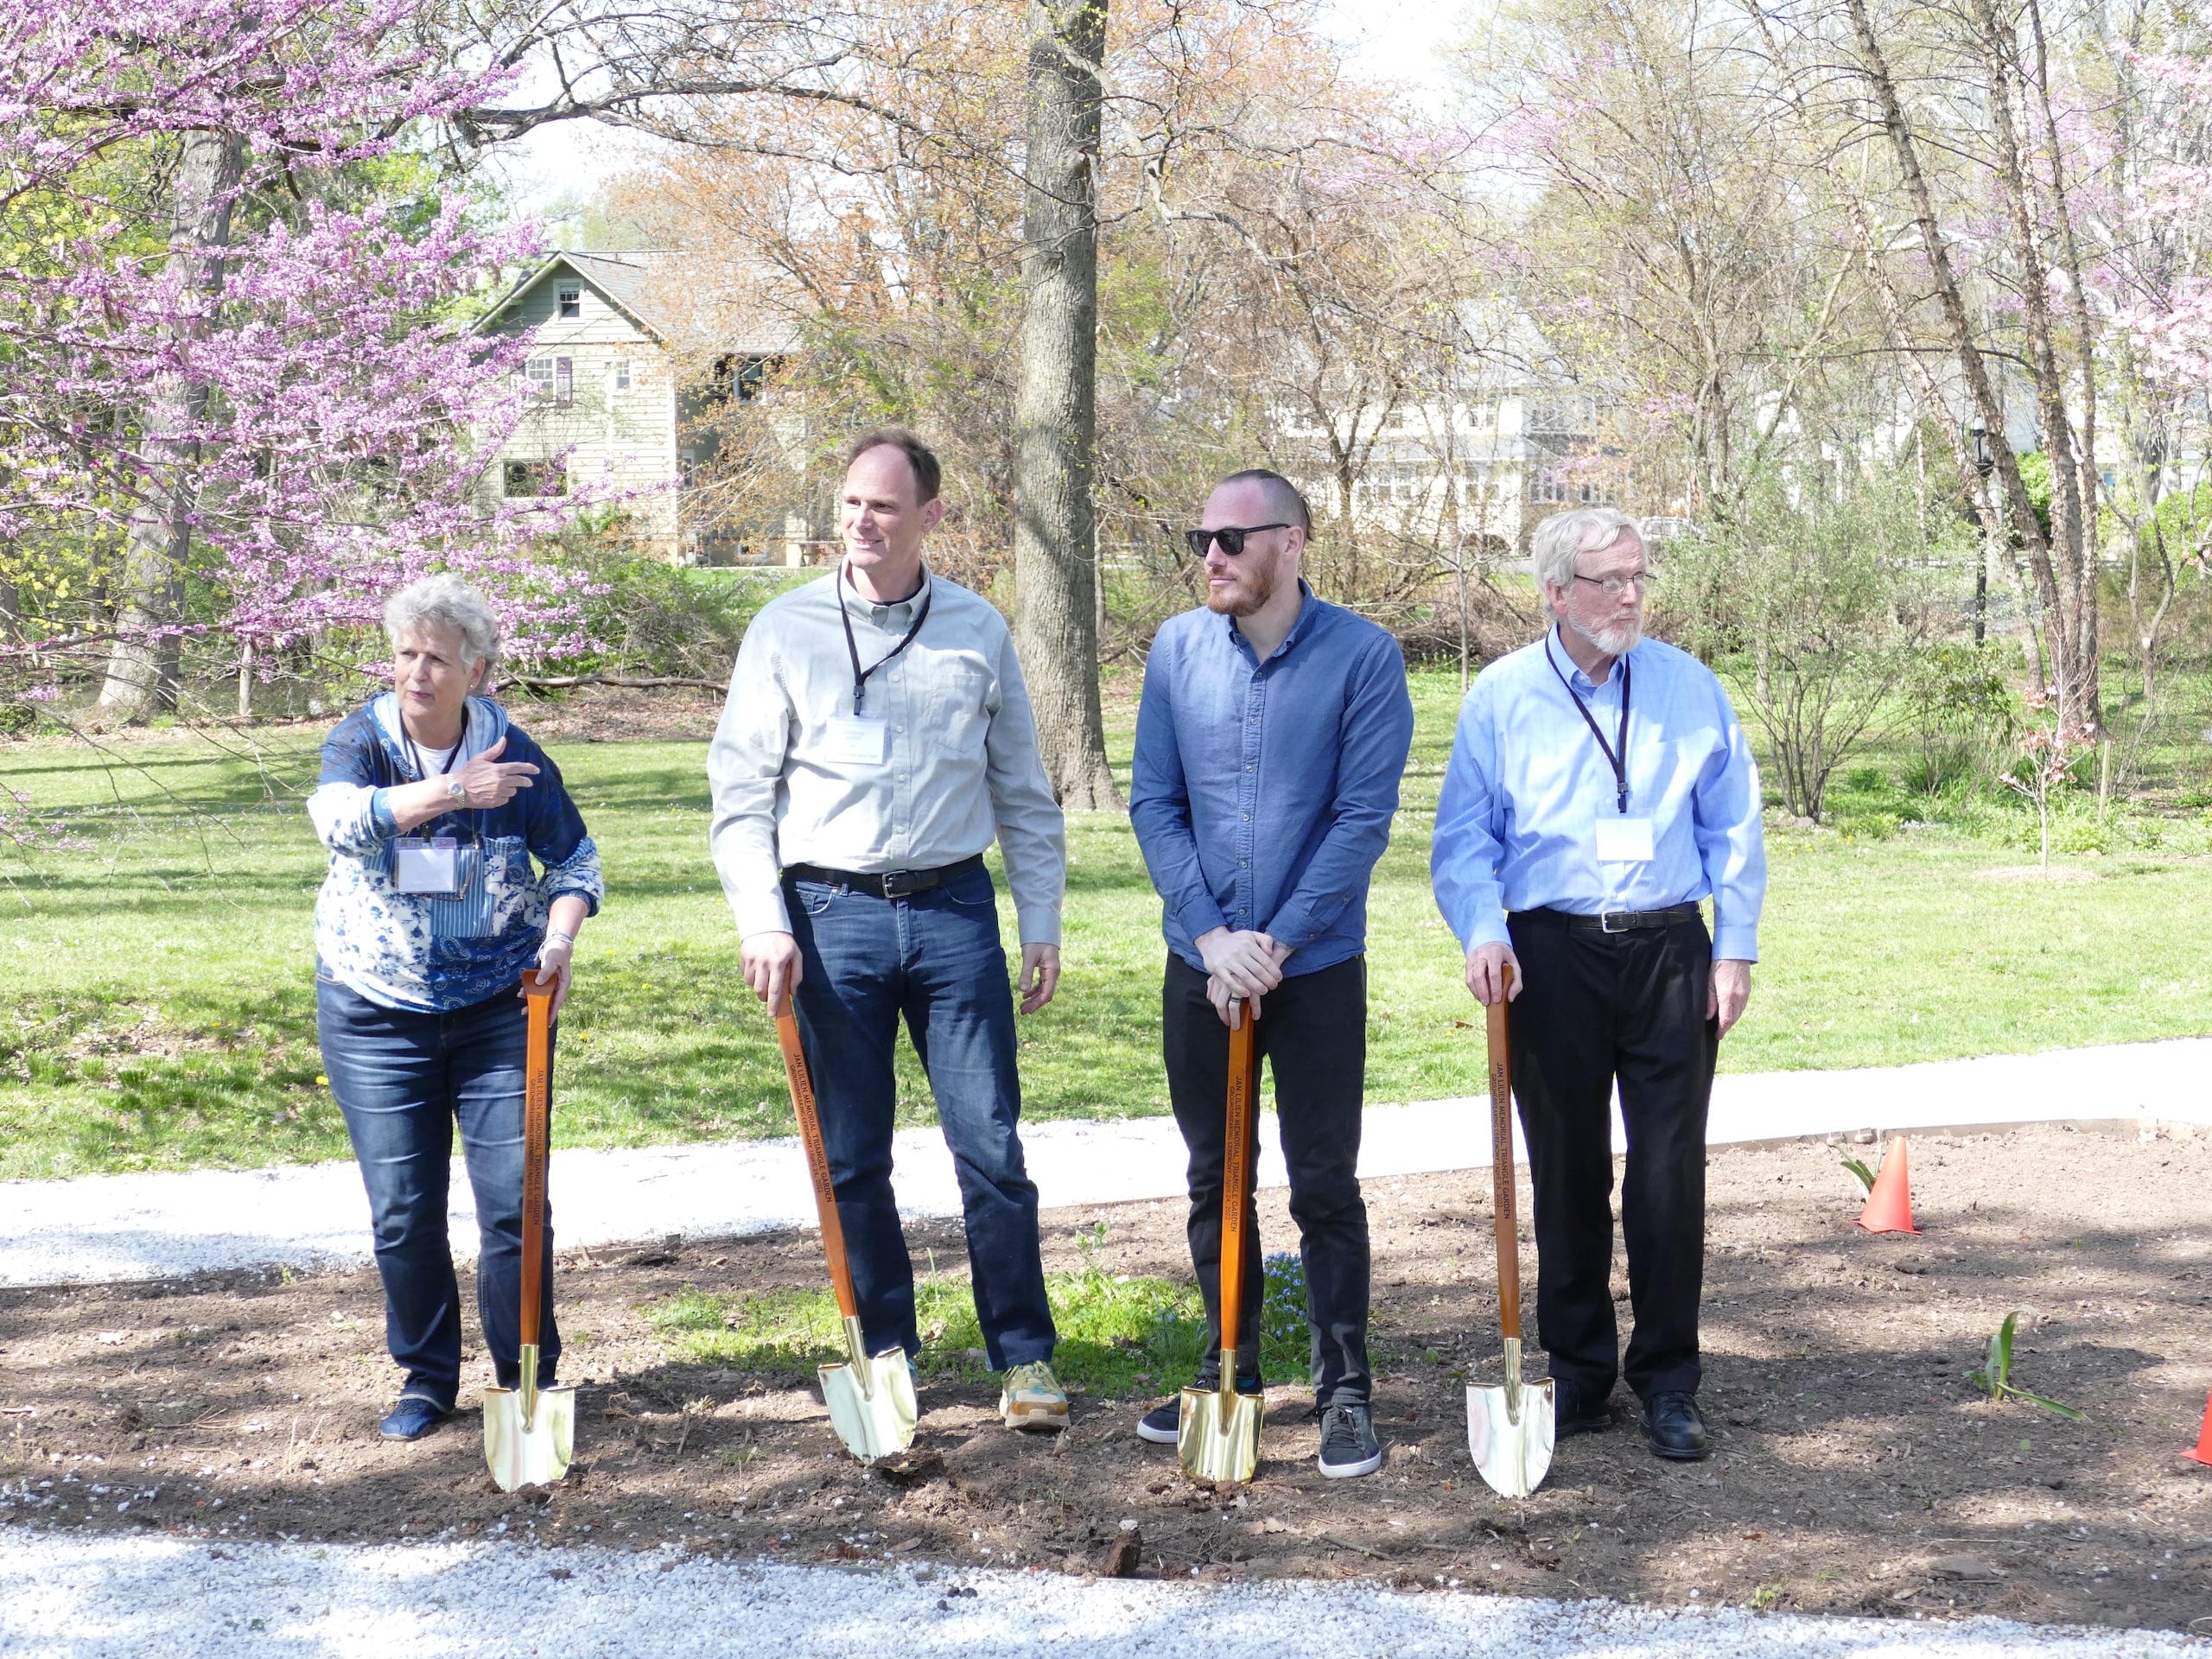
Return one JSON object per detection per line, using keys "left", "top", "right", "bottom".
{"left": 401, "top": 721, "right": 478, "bottom": 840}
{"left": 402, "top": 726, "right": 466, "bottom": 783}
{"left": 838, "top": 562, "right": 933, "bottom": 715}
{"left": 1544, "top": 630, "right": 1633, "bottom": 815}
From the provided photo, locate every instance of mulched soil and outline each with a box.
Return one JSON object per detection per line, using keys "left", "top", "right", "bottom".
{"left": 502, "top": 688, "right": 727, "bottom": 745}
{"left": 5, "top": 1122, "right": 2212, "bottom": 1632}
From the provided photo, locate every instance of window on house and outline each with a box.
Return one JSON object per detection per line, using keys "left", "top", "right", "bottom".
{"left": 556, "top": 283, "right": 582, "bottom": 319}
{"left": 612, "top": 359, "right": 632, "bottom": 391}
{"left": 1533, "top": 466, "right": 1614, "bottom": 505}
{"left": 1525, "top": 396, "right": 1595, "bottom": 436}
{"left": 709, "top": 353, "right": 774, "bottom": 404}
{"left": 524, "top": 357, "right": 555, "bottom": 400}
{"left": 504, "top": 459, "right": 568, "bottom": 498}
{"left": 554, "top": 357, "right": 573, "bottom": 406}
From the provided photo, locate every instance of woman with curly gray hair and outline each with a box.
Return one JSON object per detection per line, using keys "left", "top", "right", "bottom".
{"left": 308, "top": 575, "right": 604, "bottom": 1442}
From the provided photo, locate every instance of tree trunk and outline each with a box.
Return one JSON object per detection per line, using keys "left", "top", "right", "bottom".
{"left": 1011, "top": 0, "right": 1118, "bottom": 809}
{"left": 94, "top": 130, "right": 245, "bottom": 725}
{"left": 1836, "top": 0, "right": 2098, "bottom": 729}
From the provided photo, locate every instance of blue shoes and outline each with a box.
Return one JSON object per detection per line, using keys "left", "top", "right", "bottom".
{"left": 379, "top": 1395, "right": 451, "bottom": 1441}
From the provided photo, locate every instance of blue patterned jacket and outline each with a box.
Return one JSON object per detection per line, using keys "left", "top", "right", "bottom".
{"left": 308, "top": 694, "right": 604, "bottom": 1012}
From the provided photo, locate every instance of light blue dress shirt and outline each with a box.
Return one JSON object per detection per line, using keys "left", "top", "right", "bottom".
{"left": 1130, "top": 588, "right": 1414, "bottom": 978}
{"left": 1431, "top": 628, "right": 1766, "bottom": 960}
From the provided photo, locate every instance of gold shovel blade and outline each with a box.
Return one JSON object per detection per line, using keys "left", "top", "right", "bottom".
{"left": 1465, "top": 1376, "right": 1555, "bottom": 1498}
{"left": 483, "top": 1384, "right": 575, "bottom": 1492}
{"left": 1177, "top": 1384, "right": 1263, "bottom": 1486}
{"left": 820, "top": 1351, "right": 918, "bottom": 1462}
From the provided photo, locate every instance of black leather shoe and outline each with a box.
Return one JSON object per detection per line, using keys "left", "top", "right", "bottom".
{"left": 1638, "top": 1390, "right": 1711, "bottom": 1460}
{"left": 1553, "top": 1386, "right": 1613, "bottom": 1440}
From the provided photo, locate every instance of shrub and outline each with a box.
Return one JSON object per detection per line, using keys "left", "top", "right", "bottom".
{"left": 1901, "top": 641, "right": 2017, "bottom": 797}
{"left": 1666, "top": 465, "right": 1950, "bottom": 820}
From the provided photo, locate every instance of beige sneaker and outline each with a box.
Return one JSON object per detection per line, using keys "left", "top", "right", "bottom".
{"left": 998, "top": 1360, "right": 1070, "bottom": 1432}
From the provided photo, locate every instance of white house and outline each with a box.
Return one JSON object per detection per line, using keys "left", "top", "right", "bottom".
{"left": 478, "top": 251, "right": 813, "bottom": 562}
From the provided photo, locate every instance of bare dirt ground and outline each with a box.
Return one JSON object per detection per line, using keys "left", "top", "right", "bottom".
{"left": 5, "top": 1122, "right": 2211, "bottom": 1632}
{"left": 502, "top": 688, "right": 727, "bottom": 744}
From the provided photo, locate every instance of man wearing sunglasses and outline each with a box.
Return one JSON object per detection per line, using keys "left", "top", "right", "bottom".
{"left": 1432, "top": 505, "right": 1766, "bottom": 1463}
{"left": 1128, "top": 468, "right": 1414, "bottom": 1478}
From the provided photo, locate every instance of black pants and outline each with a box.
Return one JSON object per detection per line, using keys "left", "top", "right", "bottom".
{"left": 1505, "top": 911, "right": 1719, "bottom": 1403}
{"left": 1163, "top": 953, "right": 1370, "bottom": 1408}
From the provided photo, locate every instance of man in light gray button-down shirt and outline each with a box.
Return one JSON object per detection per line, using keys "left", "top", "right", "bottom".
{"left": 708, "top": 428, "right": 1072, "bottom": 1431}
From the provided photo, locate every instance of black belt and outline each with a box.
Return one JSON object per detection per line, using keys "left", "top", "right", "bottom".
{"left": 783, "top": 854, "right": 984, "bottom": 899}
{"left": 1514, "top": 902, "right": 1702, "bottom": 936}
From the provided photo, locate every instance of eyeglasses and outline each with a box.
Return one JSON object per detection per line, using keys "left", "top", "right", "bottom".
{"left": 1184, "top": 524, "right": 1291, "bottom": 558}
{"left": 1573, "top": 570, "right": 1656, "bottom": 598}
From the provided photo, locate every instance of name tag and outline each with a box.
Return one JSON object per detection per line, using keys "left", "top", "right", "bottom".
{"left": 394, "top": 836, "right": 461, "bottom": 894}
{"left": 823, "top": 715, "right": 889, "bottom": 766}
{"left": 1594, "top": 815, "right": 1656, "bottom": 864}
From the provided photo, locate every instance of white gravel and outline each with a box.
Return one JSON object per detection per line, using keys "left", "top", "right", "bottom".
{"left": 1, "top": 1529, "right": 2202, "bottom": 1659}
{"left": 4, "top": 1037, "right": 2210, "bottom": 1287}
{"left": 10, "top": 1044, "right": 2210, "bottom": 1653}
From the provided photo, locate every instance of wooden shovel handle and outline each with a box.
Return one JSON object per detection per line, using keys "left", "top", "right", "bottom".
{"left": 519, "top": 973, "right": 556, "bottom": 1353}
{"left": 776, "top": 1007, "right": 861, "bottom": 1321}
{"left": 1218, "top": 1003, "right": 1259, "bottom": 1382}
{"left": 1485, "top": 963, "right": 1521, "bottom": 1342}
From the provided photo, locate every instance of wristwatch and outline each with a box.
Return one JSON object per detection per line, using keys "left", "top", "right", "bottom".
{"left": 445, "top": 776, "right": 467, "bottom": 806}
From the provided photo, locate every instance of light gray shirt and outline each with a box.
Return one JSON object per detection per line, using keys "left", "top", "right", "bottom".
{"left": 707, "top": 566, "right": 1066, "bottom": 944}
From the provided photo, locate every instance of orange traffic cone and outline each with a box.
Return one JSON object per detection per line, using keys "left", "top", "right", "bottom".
{"left": 1855, "top": 1135, "right": 1919, "bottom": 1234}
{"left": 2185, "top": 1394, "right": 2212, "bottom": 1467}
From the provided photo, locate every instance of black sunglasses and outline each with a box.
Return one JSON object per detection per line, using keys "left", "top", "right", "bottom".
{"left": 1183, "top": 523, "right": 1291, "bottom": 558}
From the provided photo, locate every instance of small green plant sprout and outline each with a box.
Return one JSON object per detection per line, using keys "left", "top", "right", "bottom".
{"left": 1839, "top": 1150, "right": 1878, "bottom": 1192}
{"left": 1967, "top": 1312, "right": 2086, "bottom": 1420}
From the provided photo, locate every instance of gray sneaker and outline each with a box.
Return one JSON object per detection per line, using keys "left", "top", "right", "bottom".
{"left": 1317, "top": 1402, "right": 1383, "bottom": 1478}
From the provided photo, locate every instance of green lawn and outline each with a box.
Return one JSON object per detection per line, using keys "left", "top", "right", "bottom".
{"left": 645, "top": 1245, "right": 1314, "bottom": 1397}
{"left": 4, "top": 668, "right": 2211, "bottom": 1182}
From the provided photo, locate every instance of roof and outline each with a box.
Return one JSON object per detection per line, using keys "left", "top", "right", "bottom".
{"left": 478, "top": 250, "right": 803, "bottom": 356}
{"left": 479, "top": 251, "right": 675, "bottom": 341}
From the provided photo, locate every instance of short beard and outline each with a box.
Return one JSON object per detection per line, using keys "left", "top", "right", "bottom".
{"left": 1567, "top": 612, "right": 1643, "bottom": 658}
{"left": 1206, "top": 559, "right": 1280, "bottom": 619}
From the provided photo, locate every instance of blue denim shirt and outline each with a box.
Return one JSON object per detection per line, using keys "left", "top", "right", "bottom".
{"left": 1130, "top": 589, "right": 1414, "bottom": 978}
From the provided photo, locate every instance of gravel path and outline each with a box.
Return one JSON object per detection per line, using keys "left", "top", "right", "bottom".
{"left": 3, "top": 1529, "right": 2203, "bottom": 1659}
{"left": 4, "top": 1037, "right": 2209, "bottom": 1288}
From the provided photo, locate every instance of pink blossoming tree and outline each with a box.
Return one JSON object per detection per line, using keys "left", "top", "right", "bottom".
{"left": 0, "top": 0, "right": 599, "bottom": 728}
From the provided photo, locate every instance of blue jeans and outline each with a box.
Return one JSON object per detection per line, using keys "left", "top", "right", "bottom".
{"left": 785, "top": 862, "right": 1056, "bottom": 1369}
{"left": 316, "top": 976, "right": 557, "bottom": 1410}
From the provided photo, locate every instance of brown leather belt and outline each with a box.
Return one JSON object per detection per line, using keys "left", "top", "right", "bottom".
{"left": 783, "top": 854, "right": 984, "bottom": 899}
{"left": 1513, "top": 902, "right": 1702, "bottom": 936}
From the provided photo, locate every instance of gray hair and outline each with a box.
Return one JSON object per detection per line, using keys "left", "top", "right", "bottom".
{"left": 384, "top": 575, "right": 500, "bottom": 671}
{"left": 1530, "top": 508, "right": 1643, "bottom": 593}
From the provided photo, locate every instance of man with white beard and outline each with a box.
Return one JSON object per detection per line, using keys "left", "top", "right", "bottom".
{"left": 1431, "top": 507, "right": 1765, "bottom": 1463}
